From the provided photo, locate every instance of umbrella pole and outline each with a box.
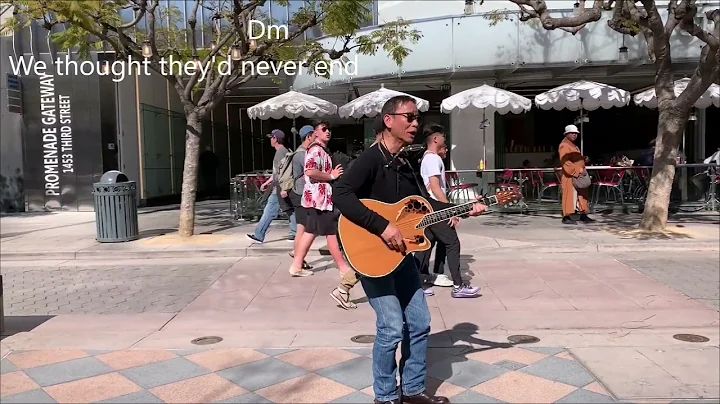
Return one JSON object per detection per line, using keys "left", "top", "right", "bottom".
{"left": 681, "top": 129, "right": 687, "bottom": 201}
{"left": 293, "top": 118, "right": 297, "bottom": 149}
{"left": 580, "top": 106, "right": 584, "bottom": 155}
{"left": 482, "top": 109, "right": 487, "bottom": 164}
{"left": 250, "top": 119, "right": 256, "bottom": 171}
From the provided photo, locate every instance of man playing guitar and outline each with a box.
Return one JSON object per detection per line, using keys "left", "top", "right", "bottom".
{"left": 334, "top": 96, "right": 486, "bottom": 404}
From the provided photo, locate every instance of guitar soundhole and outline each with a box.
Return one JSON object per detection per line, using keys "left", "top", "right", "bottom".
{"left": 414, "top": 235, "right": 425, "bottom": 243}
{"left": 405, "top": 200, "right": 429, "bottom": 214}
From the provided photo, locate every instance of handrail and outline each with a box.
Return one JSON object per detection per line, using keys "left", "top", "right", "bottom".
{"left": 447, "top": 163, "right": 719, "bottom": 174}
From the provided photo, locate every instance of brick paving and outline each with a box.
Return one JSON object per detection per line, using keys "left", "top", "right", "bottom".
{"left": 0, "top": 347, "right": 616, "bottom": 403}
{"left": 1, "top": 261, "right": 233, "bottom": 315}
{"left": 614, "top": 252, "right": 720, "bottom": 310}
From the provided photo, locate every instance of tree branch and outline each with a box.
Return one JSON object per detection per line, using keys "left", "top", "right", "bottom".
{"left": 118, "top": 0, "right": 146, "bottom": 29}
{"left": 665, "top": 0, "right": 681, "bottom": 32}
{"left": 640, "top": 0, "right": 666, "bottom": 37}
{"left": 506, "top": 0, "right": 606, "bottom": 34}
{"left": 607, "top": 0, "right": 644, "bottom": 36}
{"left": 184, "top": 0, "right": 202, "bottom": 100}
{"left": 145, "top": 0, "right": 161, "bottom": 63}
{"left": 676, "top": 8, "right": 720, "bottom": 108}
{"left": 677, "top": 4, "right": 720, "bottom": 48}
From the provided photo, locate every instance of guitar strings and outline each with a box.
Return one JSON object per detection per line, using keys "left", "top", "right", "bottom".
{"left": 391, "top": 195, "right": 513, "bottom": 231}
{"left": 392, "top": 202, "right": 475, "bottom": 229}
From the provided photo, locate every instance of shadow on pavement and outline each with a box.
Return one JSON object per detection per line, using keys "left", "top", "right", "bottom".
{"left": 137, "top": 228, "right": 178, "bottom": 239}
{"left": 1, "top": 315, "right": 55, "bottom": 340}
{"left": 581, "top": 213, "right": 697, "bottom": 240}
{"left": 422, "top": 323, "right": 518, "bottom": 397}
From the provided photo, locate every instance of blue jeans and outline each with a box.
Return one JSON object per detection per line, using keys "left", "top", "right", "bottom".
{"left": 253, "top": 190, "right": 296, "bottom": 241}
{"left": 360, "top": 256, "right": 431, "bottom": 401}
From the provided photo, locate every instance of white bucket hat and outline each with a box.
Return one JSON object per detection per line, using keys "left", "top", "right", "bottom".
{"left": 564, "top": 124, "right": 580, "bottom": 135}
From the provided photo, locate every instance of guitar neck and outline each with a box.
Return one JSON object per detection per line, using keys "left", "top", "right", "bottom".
{"left": 416, "top": 195, "right": 498, "bottom": 228}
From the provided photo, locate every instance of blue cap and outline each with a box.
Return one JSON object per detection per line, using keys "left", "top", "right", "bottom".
{"left": 267, "top": 129, "right": 285, "bottom": 141}
{"left": 299, "top": 125, "right": 314, "bottom": 139}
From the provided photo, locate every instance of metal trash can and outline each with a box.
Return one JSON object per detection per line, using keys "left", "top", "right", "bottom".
{"left": 92, "top": 170, "right": 139, "bottom": 242}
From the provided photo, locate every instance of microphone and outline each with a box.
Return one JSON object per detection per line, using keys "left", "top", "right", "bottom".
{"left": 385, "top": 144, "right": 426, "bottom": 168}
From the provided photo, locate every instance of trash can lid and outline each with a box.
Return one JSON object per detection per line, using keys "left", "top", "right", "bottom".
{"left": 99, "top": 170, "right": 129, "bottom": 184}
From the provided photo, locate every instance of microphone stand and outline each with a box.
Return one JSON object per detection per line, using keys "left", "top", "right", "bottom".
{"left": 384, "top": 144, "right": 425, "bottom": 168}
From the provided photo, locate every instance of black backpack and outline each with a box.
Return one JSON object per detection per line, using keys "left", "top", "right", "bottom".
{"left": 331, "top": 151, "right": 353, "bottom": 171}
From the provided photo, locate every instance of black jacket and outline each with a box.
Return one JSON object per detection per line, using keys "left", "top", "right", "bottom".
{"left": 333, "top": 143, "right": 453, "bottom": 236}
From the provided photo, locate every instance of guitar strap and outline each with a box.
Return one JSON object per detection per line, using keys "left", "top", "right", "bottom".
{"left": 398, "top": 155, "right": 435, "bottom": 202}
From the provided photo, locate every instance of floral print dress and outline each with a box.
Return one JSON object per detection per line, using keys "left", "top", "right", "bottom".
{"left": 302, "top": 143, "right": 333, "bottom": 211}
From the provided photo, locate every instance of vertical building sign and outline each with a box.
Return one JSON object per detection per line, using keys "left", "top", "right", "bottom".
{"left": 58, "top": 94, "right": 74, "bottom": 205}
{"left": 37, "top": 75, "right": 73, "bottom": 208}
{"left": 22, "top": 53, "right": 97, "bottom": 212}
{"left": 38, "top": 73, "right": 60, "bottom": 207}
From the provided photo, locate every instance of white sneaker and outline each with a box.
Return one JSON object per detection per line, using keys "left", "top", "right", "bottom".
{"left": 433, "top": 274, "right": 454, "bottom": 287}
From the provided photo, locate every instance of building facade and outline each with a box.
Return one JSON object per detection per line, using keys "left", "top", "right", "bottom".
{"left": 292, "top": 0, "right": 717, "bottom": 191}
{"left": 1, "top": 1, "right": 716, "bottom": 211}
{"left": 0, "top": 3, "right": 25, "bottom": 212}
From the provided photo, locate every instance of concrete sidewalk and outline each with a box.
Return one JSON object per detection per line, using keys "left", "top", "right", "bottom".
{"left": 1, "top": 253, "right": 719, "bottom": 402}
{"left": 1, "top": 201, "right": 718, "bottom": 261}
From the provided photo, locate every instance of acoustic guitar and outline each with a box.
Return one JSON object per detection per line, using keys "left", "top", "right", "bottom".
{"left": 337, "top": 187, "right": 523, "bottom": 278}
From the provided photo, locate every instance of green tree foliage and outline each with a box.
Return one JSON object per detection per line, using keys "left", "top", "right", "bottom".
{"left": 3, "top": 0, "right": 421, "bottom": 236}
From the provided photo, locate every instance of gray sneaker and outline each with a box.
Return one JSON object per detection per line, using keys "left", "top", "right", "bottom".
{"left": 331, "top": 288, "right": 357, "bottom": 310}
{"left": 451, "top": 284, "right": 481, "bottom": 298}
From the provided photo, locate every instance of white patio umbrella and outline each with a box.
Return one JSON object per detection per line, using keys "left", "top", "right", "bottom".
{"left": 247, "top": 90, "right": 337, "bottom": 148}
{"left": 535, "top": 80, "right": 631, "bottom": 154}
{"left": 633, "top": 78, "right": 720, "bottom": 109}
{"left": 338, "top": 83, "right": 430, "bottom": 118}
{"left": 440, "top": 84, "right": 532, "bottom": 165}
{"left": 634, "top": 78, "right": 720, "bottom": 160}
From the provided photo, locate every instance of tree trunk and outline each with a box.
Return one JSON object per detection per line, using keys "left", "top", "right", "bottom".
{"left": 639, "top": 106, "right": 687, "bottom": 231}
{"left": 178, "top": 112, "right": 203, "bottom": 237}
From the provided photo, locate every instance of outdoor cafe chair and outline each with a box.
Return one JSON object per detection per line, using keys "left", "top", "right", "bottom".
{"left": 537, "top": 170, "right": 561, "bottom": 202}
{"left": 446, "top": 171, "right": 480, "bottom": 203}
{"left": 592, "top": 168, "right": 626, "bottom": 207}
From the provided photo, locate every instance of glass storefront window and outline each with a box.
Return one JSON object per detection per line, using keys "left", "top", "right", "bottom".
{"left": 270, "top": 0, "right": 289, "bottom": 26}
{"left": 135, "top": 9, "right": 147, "bottom": 30}
{"left": 255, "top": 1, "right": 269, "bottom": 21}
{"left": 362, "top": 0, "right": 377, "bottom": 28}
{"left": 119, "top": 7, "right": 134, "bottom": 24}
{"left": 201, "top": 2, "right": 213, "bottom": 48}
{"left": 288, "top": 0, "right": 304, "bottom": 20}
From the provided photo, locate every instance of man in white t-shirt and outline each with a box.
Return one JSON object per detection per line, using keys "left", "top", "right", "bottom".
{"left": 415, "top": 124, "right": 480, "bottom": 299}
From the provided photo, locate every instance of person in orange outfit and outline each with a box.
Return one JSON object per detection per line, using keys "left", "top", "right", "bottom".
{"left": 558, "top": 125, "right": 594, "bottom": 225}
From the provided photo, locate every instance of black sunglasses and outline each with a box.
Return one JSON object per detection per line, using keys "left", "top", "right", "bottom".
{"left": 317, "top": 126, "right": 330, "bottom": 132}
{"left": 387, "top": 112, "right": 419, "bottom": 122}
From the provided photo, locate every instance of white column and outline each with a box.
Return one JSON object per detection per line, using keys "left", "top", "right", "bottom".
{"left": 116, "top": 76, "right": 141, "bottom": 202}
{"left": 449, "top": 80, "right": 495, "bottom": 198}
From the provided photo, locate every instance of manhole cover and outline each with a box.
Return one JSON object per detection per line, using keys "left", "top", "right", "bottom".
{"left": 507, "top": 335, "right": 540, "bottom": 344}
{"left": 673, "top": 334, "right": 709, "bottom": 343}
{"left": 191, "top": 336, "right": 223, "bottom": 345}
{"left": 351, "top": 334, "right": 376, "bottom": 344}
